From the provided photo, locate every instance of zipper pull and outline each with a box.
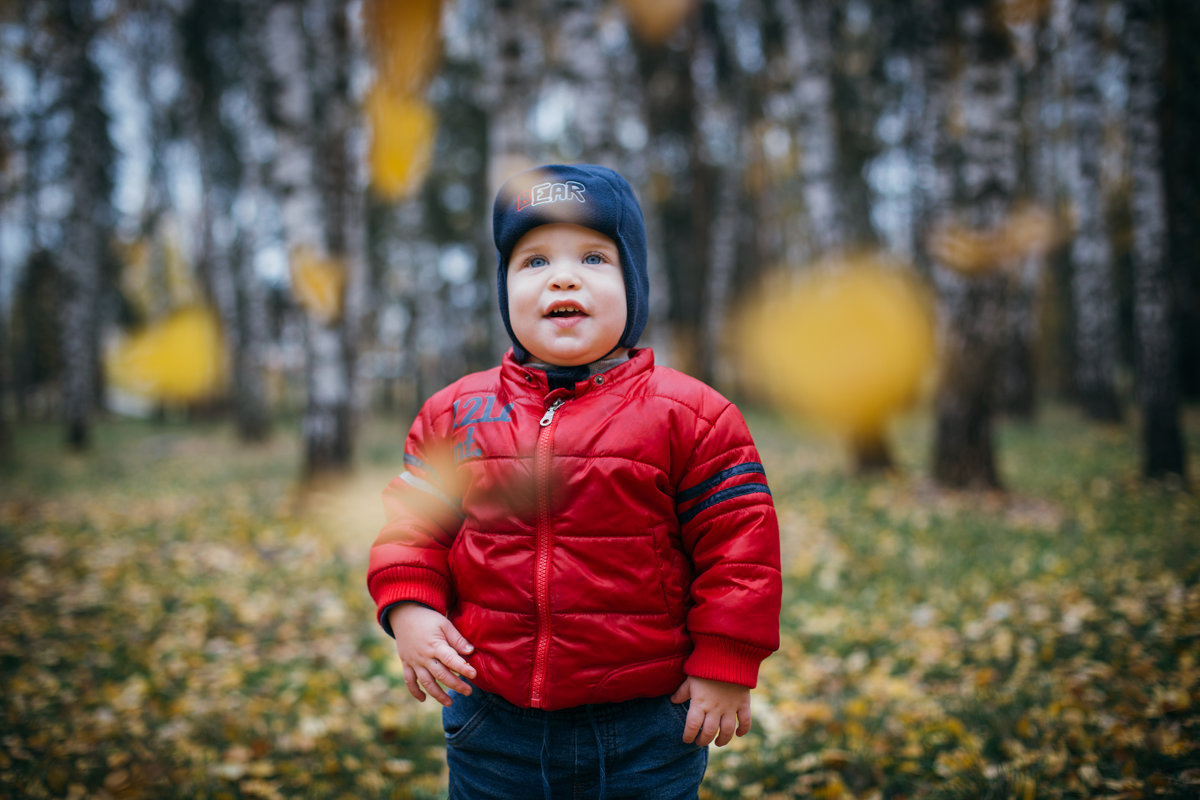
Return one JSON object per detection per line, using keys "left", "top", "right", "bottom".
{"left": 539, "top": 398, "right": 565, "bottom": 427}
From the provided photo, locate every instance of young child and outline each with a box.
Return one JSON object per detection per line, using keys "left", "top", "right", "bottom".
{"left": 368, "top": 163, "right": 781, "bottom": 799}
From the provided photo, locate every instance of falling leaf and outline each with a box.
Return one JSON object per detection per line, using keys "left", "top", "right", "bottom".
{"left": 929, "top": 206, "right": 1060, "bottom": 275}
{"left": 361, "top": 0, "right": 442, "bottom": 98}
{"left": 618, "top": 0, "right": 698, "bottom": 44}
{"left": 290, "top": 247, "right": 346, "bottom": 324}
{"left": 105, "top": 306, "right": 226, "bottom": 403}
{"left": 365, "top": 83, "right": 437, "bottom": 200}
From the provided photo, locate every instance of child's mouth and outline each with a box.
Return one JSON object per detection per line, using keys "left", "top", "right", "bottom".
{"left": 546, "top": 305, "right": 586, "bottom": 318}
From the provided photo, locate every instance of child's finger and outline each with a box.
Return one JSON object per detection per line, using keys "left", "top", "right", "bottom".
{"left": 428, "top": 657, "right": 473, "bottom": 695}
{"left": 698, "top": 715, "right": 720, "bottom": 747}
{"left": 414, "top": 664, "right": 453, "bottom": 707}
{"left": 441, "top": 620, "right": 476, "bottom": 657}
{"left": 402, "top": 663, "right": 427, "bottom": 703}
{"left": 436, "top": 645, "right": 477, "bottom": 680}
{"left": 736, "top": 707, "right": 752, "bottom": 737}
{"left": 713, "top": 712, "right": 737, "bottom": 747}
{"left": 681, "top": 706, "right": 703, "bottom": 744}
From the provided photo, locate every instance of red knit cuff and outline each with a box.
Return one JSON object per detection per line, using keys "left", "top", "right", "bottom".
{"left": 368, "top": 565, "right": 452, "bottom": 624}
{"left": 684, "top": 633, "right": 772, "bottom": 688}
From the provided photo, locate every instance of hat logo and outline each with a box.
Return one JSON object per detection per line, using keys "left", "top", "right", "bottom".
{"left": 516, "top": 180, "right": 586, "bottom": 212}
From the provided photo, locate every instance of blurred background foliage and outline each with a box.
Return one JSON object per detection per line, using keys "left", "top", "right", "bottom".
{"left": 2, "top": 1, "right": 1200, "bottom": 798}
{"left": 0, "top": 0, "right": 1195, "bottom": 484}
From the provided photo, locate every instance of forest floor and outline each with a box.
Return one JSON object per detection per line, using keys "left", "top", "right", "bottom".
{"left": 1, "top": 405, "right": 1199, "bottom": 799}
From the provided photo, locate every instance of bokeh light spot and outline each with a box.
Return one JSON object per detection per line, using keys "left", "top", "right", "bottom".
{"left": 735, "top": 255, "right": 936, "bottom": 437}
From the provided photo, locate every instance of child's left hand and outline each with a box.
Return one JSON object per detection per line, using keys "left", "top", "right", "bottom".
{"left": 670, "top": 676, "right": 752, "bottom": 747}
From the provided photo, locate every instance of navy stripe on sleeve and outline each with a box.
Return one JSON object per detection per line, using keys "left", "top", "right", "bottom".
{"left": 677, "top": 462, "right": 766, "bottom": 503}
{"left": 678, "top": 482, "right": 772, "bottom": 525}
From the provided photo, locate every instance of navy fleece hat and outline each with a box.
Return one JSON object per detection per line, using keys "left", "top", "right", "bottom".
{"left": 493, "top": 164, "right": 649, "bottom": 362}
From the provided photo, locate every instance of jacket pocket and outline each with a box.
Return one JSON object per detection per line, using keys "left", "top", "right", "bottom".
{"left": 595, "top": 654, "right": 687, "bottom": 698}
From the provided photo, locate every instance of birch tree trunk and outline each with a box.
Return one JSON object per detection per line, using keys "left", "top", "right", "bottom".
{"left": 181, "top": 0, "right": 271, "bottom": 442}
{"left": 263, "top": 0, "right": 365, "bottom": 475}
{"left": 632, "top": 11, "right": 707, "bottom": 375}
{"left": 770, "top": 0, "right": 844, "bottom": 260}
{"left": 413, "top": 0, "right": 491, "bottom": 390}
{"left": 695, "top": 0, "right": 756, "bottom": 388}
{"left": 308, "top": 0, "right": 367, "bottom": 475}
{"left": 225, "top": 0, "right": 274, "bottom": 442}
{"left": 830, "top": 3, "right": 883, "bottom": 250}
{"left": 1125, "top": 0, "right": 1187, "bottom": 479}
{"left": 909, "top": 0, "right": 956, "bottom": 279}
{"left": 1065, "top": 0, "right": 1123, "bottom": 422}
{"left": 931, "top": 2, "right": 1019, "bottom": 490}
{"left": 485, "top": 0, "right": 541, "bottom": 170}
{"left": 54, "top": 0, "right": 115, "bottom": 450}
{"left": 550, "top": 0, "right": 622, "bottom": 164}
{"left": 481, "top": 0, "right": 542, "bottom": 367}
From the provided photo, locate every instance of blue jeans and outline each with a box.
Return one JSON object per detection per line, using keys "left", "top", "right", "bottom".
{"left": 442, "top": 685, "right": 707, "bottom": 800}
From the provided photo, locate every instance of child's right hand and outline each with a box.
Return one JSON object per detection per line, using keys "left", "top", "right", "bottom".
{"left": 388, "top": 603, "right": 477, "bottom": 706}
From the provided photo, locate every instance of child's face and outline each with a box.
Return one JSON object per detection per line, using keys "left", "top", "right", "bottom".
{"left": 506, "top": 223, "right": 627, "bottom": 367}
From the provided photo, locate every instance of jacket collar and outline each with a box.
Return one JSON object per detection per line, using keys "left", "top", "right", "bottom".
{"left": 501, "top": 347, "right": 654, "bottom": 398}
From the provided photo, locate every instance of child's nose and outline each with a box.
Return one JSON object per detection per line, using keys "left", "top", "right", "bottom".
{"left": 549, "top": 270, "right": 580, "bottom": 289}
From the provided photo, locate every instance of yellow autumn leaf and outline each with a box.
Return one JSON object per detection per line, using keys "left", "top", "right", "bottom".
{"left": 290, "top": 247, "right": 346, "bottom": 324}
{"left": 736, "top": 255, "right": 936, "bottom": 437}
{"left": 366, "top": 84, "right": 437, "bottom": 200}
{"left": 361, "top": 0, "right": 442, "bottom": 98}
{"left": 929, "top": 206, "right": 1059, "bottom": 275}
{"left": 105, "top": 306, "right": 226, "bottom": 403}
{"left": 619, "top": 0, "right": 698, "bottom": 44}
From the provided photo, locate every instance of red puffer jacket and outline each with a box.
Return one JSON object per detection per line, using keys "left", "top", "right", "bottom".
{"left": 367, "top": 348, "right": 781, "bottom": 711}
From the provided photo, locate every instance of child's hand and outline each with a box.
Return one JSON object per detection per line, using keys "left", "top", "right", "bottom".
{"left": 670, "top": 676, "right": 752, "bottom": 747}
{"left": 388, "top": 603, "right": 477, "bottom": 707}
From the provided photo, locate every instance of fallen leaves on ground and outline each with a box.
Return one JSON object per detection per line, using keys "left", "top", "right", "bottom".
{"left": 0, "top": 409, "right": 1197, "bottom": 799}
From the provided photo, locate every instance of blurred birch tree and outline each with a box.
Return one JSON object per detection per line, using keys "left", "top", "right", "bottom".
{"left": 0, "top": 0, "right": 1195, "bottom": 485}
{"left": 180, "top": 0, "right": 273, "bottom": 442}
{"left": 929, "top": 1, "right": 1020, "bottom": 489}
{"left": 1064, "top": 0, "right": 1123, "bottom": 423}
{"left": 52, "top": 0, "right": 117, "bottom": 450}
{"left": 262, "top": 0, "right": 367, "bottom": 476}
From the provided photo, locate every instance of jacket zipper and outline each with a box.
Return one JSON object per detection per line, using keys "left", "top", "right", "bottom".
{"left": 530, "top": 396, "right": 565, "bottom": 708}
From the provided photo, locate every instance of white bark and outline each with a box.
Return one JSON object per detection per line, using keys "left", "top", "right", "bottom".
{"left": 1065, "top": 0, "right": 1123, "bottom": 420}
{"left": 484, "top": 0, "right": 541, "bottom": 173}
{"left": 695, "top": 1, "right": 746, "bottom": 386}
{"left": 55, "top": 2, "right": 112, "bottom": 448}
{"left": 909, "top": 0, "right": 956, "bottom": 274}
{"left": 769, "top": 0, "right": 843, "bottom": 260}
{"left": 264, "top": 2, "right": 322, "bottom": 255}
{"left": 263, "top": 0, "right": 366, "bottom": 473}
{"left": 548, "top": 0, "right": 622, "bottom": 162}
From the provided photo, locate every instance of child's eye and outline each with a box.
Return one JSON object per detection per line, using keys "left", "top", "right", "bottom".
{"left": 526, "top": 255, "right": 549, "bottom": 269}
{"left": 583, "top": 252, "right": 607, "bottom": 265}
